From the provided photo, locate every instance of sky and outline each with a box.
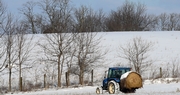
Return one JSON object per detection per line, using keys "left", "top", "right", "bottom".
{"left": 2, "top": 0, "right": 180, "bottom": 16}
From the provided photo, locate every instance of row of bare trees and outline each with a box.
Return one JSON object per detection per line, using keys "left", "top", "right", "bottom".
{"left": 147, "top": 58, "right": 180, "bottom": 80}
{"left": 0, "top": 0, "right": 106, "bottom": 91}
{"left": 19, "top": 0, "right": 180, "bottom": 33}
{"left": 0, "top": 15, "right": 34, "bottom": 92}
{"left": 39, "top": 30, "right": 106, "bottom": 87}
{"left": 0, "top": 0, "right": 35, "bottom": 92}
{"left": 20, "top": 0, "right": 105, "bottom": 34}
{"left": 105, "top": 1, "right": 156, "bottom": 31}
{"left": 156, "top": 13, "right": 180, "bottom": 31}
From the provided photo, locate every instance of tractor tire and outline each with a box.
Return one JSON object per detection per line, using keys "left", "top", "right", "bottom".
{"left": 108, "top": 81, "right": 119, "bottom": 94}
{"left": 96, "top": 87, "right": 102, "bottom": 94}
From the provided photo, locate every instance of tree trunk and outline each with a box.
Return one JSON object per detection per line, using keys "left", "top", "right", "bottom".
{"left": 20, "top": 77, "right": 22, "bottom": 91}
{"left": 58, "top": 60, "right": 61, "bottom": 87}
{"left": 67, "top": 70, "right": 70, "bottom": 86}
{"left": 19, "top": 61, "right": 22, "bottom": 91}
{"left": 66, "top": 70, "right": 70, "bottom": 87}
{"left": 9, "top": 68, "right": 12, "bottom": 92}
{"left": 79, "top": 69, "right": 84, "bottom": 85}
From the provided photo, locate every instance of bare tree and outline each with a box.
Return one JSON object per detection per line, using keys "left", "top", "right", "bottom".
{"left": 158, "top": 13, "right": 180, "bottom": 31}
{"left": 0, "top": 0, "right": 6, "bottom": 25}
{"left": 148, "top": 65, "right": 159, "bottom": 79}
{"left": 168, "top": 13, "right": 180, "bottom": 31}
{"left": 64, "top": 39, "right": 76, "bottom": 87}
{"left": 38, "top": 0, "right": 73, "bottom": 34}
{"left": 158, "top": 13, "right": 169, "bottom": 31}
{"left": 72, "top": 32, "right": 106, "bottom": 85}
{"left": 105, "top": 1, "right": 155, "bottom": 31}
{"left": 15, "top": 22, "right": 34, "bottom": 91}
{"left": 162, "top": 63, "right": 171, "bottom": 78}
{"left": 29, "top": 64, "right": 43, "bottom": 86}
{"left": 118, "top": 37, "right": 154, "bottom": 74}
{"left": 42, "top": 60, "right": 57, "bottom": 87}
{"left": 0, "top": 0, "right": 7, "bottom": 72}
{"left": 20, "top": 1, "right": 43, "bottom": 34}
{"left": 168, "top": 57, "right": 180, "bottom": 78}
{"left": 2, "top": 14, "right": 17, "bottom": 92}
{"left": 39, "top": 33, "right": 74, "bottom": 87}
{"left": 38, "top": 0, "right": 73, "bottom": 87}
{"left": 73, "top": 6, "right": 105, "bottom": 32}
{"left": 0, "top": 40, "right": 6, "bottom": 72}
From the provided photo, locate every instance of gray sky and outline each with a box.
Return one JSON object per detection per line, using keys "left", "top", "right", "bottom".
{"left": 3, "top": 0, "right": 180, "bottom": 16}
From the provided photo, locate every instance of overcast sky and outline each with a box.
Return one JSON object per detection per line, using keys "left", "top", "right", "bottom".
{"left": 3, "top": 0, "right": 180, "bottom": 16}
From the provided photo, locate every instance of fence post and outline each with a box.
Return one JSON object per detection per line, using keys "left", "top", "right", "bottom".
{"left": 91, "top": 69, "right": 93, "bottom": 86}
{"left": 65, "top": 72, "right": 68, "bottom": 87}
{"left": 160, "top": 67, "right": 162, "bottom": 78}
{"left": 44, "top": 74, "right": 46, "bottom": 89}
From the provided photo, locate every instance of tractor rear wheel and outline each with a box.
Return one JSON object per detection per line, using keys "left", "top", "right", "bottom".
{"left": 108, "top": 81, "right": 120, "bottom": 94}
{"left": 108, "top": 82, "right": 115, "bottom": 94}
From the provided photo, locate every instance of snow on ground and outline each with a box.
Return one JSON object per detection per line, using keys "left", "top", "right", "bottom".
{"left": 95, "top": 31, "right": 180, "bottom": 79}
{"left": 5, "top": 81, "right": 180, "bottom": 95}
{"left": 5, "top": 86, "right": 97, "bottom": 95}
{"left": 100, "top": 31, "right": 180, "bottom": 66}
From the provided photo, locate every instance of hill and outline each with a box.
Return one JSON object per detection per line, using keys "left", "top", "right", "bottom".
{"left": 1, "top": 31, "right": 180, "bottom": 94}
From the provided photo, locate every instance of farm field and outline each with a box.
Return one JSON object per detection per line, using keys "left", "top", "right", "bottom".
{"left": 1, "top": 31, "right": 180, "bottom": 95}
{"left": 5, "top": 79, "right": 180, "bottom": 95}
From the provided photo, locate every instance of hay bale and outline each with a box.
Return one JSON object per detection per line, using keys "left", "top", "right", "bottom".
{"left": 121, "top": 71, "right": 142, "bottom": 90}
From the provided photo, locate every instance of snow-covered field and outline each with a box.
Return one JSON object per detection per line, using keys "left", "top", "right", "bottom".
{"left": 5, "top": 80, "right": 180, "bottom": 95}
{"left": 2, "top": 31, "right": 180, "bottom": 95}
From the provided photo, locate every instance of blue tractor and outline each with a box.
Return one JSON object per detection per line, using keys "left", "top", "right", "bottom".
{"left": 96, "top": 67, "right": 142, "bottom": 94}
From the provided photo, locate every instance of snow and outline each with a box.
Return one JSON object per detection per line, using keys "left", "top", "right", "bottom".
{"left": 2, "top": 31, "right": 180, "bottom": 94}
{"left": 5, "top": 82, "right": 180, "bottom": 95}
{"left": 101, "top": 31, "right": 180, "bottom": 65}
{"left": 120, "top": 71, "right": 132, "bottom": 80}
{"left": 5, "top": 86, "right": 97, "bottom": 95}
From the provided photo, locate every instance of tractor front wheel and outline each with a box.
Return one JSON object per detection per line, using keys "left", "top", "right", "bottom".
{"left": 96, "top": 87, "right": 100, "bottom": 94}
{"left": 96, "top": 87, "right": 103, "bottom": 94}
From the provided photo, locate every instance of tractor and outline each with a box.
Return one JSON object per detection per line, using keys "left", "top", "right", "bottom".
{"left": 96, "top": 67, "right": 142, "bottom": 94}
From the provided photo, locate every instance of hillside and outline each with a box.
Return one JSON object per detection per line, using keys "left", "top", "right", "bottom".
{"left": 1, "top": 31, "right": 180, "bottom": 94}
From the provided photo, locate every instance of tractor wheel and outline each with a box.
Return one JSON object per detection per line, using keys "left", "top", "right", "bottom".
{"left": 108, "top": 82, "right": 115, "bottom": 94}
{"left": 108, "top": 81, "right": 119, "bottom": 94}
{"left": 96, "top": 87, "right": 101, "bottom": 94}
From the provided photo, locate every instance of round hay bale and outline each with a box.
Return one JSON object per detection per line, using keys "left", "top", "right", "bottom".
{"left": 124, "top": 72, "right": 142, "bottom": 89}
